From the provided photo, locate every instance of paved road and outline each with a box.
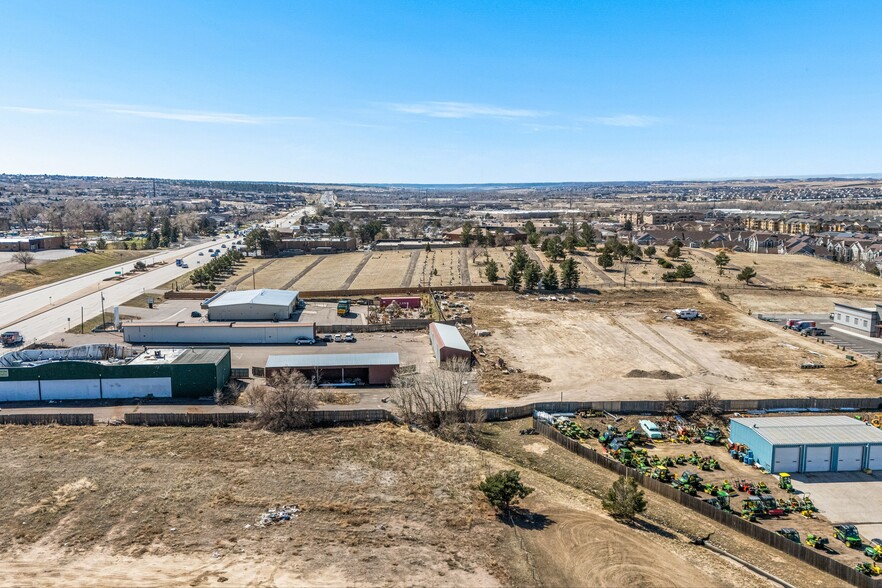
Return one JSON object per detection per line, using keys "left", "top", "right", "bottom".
{"left": 0, "top": 236, "right": 238, "bottom": 342}
{"left": 0, "top": 206, "right": 314, "bottom": 343}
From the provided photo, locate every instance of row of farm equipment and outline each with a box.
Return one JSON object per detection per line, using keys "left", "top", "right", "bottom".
{"left": 777, "top": 525, "right": 882, "bottom": 576}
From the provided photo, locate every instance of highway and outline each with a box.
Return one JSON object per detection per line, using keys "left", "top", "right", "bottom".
{"left": 0, "top": 205, "right": 315, "bottom": 343}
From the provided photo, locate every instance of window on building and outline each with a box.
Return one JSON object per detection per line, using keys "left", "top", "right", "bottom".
{"left": 837, "top": 313, "right": 842, "bottom": 320}
{"left": 846, "top": 316, "right": 850, "bottom": 323}
{"left": 865, "top": 320, "right": 869, "bottom": 327}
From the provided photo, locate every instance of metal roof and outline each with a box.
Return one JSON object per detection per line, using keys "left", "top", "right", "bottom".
{"left": 731, "top": 415, "right": 882, "bottom": 446}
{"left": 173, "top": 348, "right": 230, "bottom": 366}
{"left": 266, "top": 352, "right": 400, "bottom": 369}
{"left": 207, "top": 289, "right": 299, "bottom": 308}
{"left": 429, "top": 322, "right": 471, "bottom": 352}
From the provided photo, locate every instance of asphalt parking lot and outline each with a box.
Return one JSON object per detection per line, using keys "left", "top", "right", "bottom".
{"left": 761, "top": 314, "right": 882, "bottom": 359}
{"left": 791, "top": 471, "right": 882, "bottom": 541}
{"left": 119, "top": 299, "right": 369, "bottom": 326}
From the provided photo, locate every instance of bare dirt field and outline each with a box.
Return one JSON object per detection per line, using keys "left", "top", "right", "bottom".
{"left": 350, "top": 251, "right": 413, "bottom": 289}
{"left": 480, "top": 419, "right": 847, "bottom": 587}
{"left": 466, "top": 288, "right": 881, "bottom": 404}
{"left": 0, "top": 424, "right": 771, "bottom": 587}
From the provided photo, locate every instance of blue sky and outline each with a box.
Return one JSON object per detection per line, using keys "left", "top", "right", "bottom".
{"left": 2, "top": 1, "right": 881, "bottom": 183}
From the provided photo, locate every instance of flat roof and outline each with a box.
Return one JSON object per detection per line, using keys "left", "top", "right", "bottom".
{"left": 266, "top": 352, "right": 400, "bottom": 369}
{"left": 173, "top": 348, "right": 230, "bottom": 366}
{"left": 429, "top": 322, "right": 471, "bottom": 352}
{"left": 731, "top": 415, "right": 882, "bottom": 446}
{"left": 122, "top": 321, "right": 314, "bottom": 329}
{"left": 207, "top": 289, "right": 299, "bottom": 308}
{"left": 834, "top": 301, "right": 879, "bottom": 313}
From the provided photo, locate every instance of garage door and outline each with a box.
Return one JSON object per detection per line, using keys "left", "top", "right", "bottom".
{"left": 836, "top": 445, "right": 864, "bottom": 472}
{"left": 805, "top": 446, "right": 832, "bottom": 472}
{"left": 773, "top": 447, "right": 800, "bottom": 473}
{"left": 868, "top": 446, "right": 882, "bottom": 470}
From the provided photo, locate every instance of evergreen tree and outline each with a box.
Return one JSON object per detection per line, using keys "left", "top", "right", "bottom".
{"left": 541, "top": 265, "right": 559, "bottom": 290}
{"left": 505, "top": 263, "right": 521, "bottom": 289}
{"left": 560, "top": 257, "right": 580, "bottom": 289}
{"left": 484, "top": 259, "right": 499, "bottom": 283}
{"left": 523, "top": 260, "right": 541, "bottom": 289}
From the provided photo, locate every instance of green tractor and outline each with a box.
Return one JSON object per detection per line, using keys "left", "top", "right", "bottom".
{"left": 650, "top": 465, "right": 673, "bottom": 483}
{"left": 834, "top": 524, "right": 862, "bottom": 549}
{"left": 806, "top": 534, "right": 829, "bottom": 550}
{"left": 702, "top": 427, "right": 722, "bottom": 444}
{"left": 864, "top": 538, "right": 882, "bottom": 561}
{"left": 776, "top": 528, "right": 801, "bottom": 544}
{"left": 673, "top": 471, "right": 702, "bottom": 495}
{"left": 777, "top": 472, "right": 794, "bottom": 492}
{"left": 856, "top": 562, "right": 882, "bottom": 577}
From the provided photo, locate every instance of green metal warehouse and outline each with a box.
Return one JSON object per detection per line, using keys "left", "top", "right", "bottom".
{"left": 0, "top": 346, "right": 231, "bottom": 402}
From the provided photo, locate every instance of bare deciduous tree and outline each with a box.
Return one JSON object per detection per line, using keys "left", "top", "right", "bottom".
{"left": 694, "top": 386, "right": 721, "bottom": 417}
{"left": 247, "top": 370, "right": 318, "bottom": 431}
{"left": 12, "top": 251, "right": 36, "bottom": 272}
{"left": 391, "top": 357, "right": 483, "bottom": 441}
{"left": 663, "top": 387, "right": 682, "bottom": 415}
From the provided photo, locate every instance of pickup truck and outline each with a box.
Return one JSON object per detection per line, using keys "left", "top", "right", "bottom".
{"left": 1, "top": 331, "right": 24, "bottom": 347}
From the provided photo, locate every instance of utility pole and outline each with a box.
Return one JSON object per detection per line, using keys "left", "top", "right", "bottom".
{"left": 81, "top": 307, "right": 84, "bottom": 334}
{"left": 100, "top": 293, "right": 106, "bottom": 328}
{"left": 252, "top": 268, "right": 256, "bottom": 290}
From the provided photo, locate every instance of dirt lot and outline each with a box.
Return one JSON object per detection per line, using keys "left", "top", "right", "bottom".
{"left": 466, "top": 288, "right": 882, "bottom": 403}
{"left": 563, "top": 411, "right": 874, "bottom": 570}
{"left": 479, "top": 418, "right": 847, "bottom": 587}
{"left": 350, "top": 251, "right": 413, "bottom": 289}
{"left": 0, "top": 424, "right": 769, "bottom": 587}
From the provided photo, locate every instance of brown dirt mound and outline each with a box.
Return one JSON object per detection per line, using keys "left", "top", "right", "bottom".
{"left": 624, "top": 369, "right": 683, "bottom": 380}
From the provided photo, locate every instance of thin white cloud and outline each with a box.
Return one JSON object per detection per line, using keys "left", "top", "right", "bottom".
{"left": 387, "top": 101, "right": 549, "bottom": 119}
{"left": 100, "top": 105, "right": 309, "bottom": 125}
{"left": 0, "top": 106, "right": 65, "bottom": 115}
{"left": 584, "top": 114, "right": 662, "bottom": 127}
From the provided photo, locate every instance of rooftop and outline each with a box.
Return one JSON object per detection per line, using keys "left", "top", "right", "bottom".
{"left": 430, "top": 322, "right": 471, "bottom": 352}
{"left": 266, "top": 352, "right": 400, "bottom": 369}
{"left": 731, "top": 415, "right": 882, "bottom": 446}
{"left": 207, "top": 289, "right": 299, "bottom": 308}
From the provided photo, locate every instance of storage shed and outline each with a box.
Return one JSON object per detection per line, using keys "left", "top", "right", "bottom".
{"left": 206, "top": 289, "right": 300, "bottom": 321}
{"left": 428, "top": 322, "right": 472, "bottom": 366}
{"left": 729, "top": 415, "right": 882, "bottom": 473}
{"left": 123, "top": 321, "right": 316, "bottom": 345}
{"left": 265, "top": 352, "right": 399, "bottom": 385}
{"left": 0, "top": 346, "right": 230, "bottom": 402}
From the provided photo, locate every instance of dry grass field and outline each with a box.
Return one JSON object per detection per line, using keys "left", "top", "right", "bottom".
{"left": 287, "top": 252, "right": 365, "bottom": 291}
{"left": 251, "top": 256, "right": 315, "bottom": 289}
{"left": 0, "top": 250, "right": 150, "bottom": 299}
{"left": 0, "top": 423, "right": 781, "bottom": 588}
{"left": 465, "top": 288, "right": 881, "bottom": 404}
{"left": 350, "top": 251, "right": 413, "bottom": 289}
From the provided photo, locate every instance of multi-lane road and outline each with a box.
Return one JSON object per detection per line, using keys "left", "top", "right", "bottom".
{"left": 0, "top": 235, "right": 238, "bottom": 343}
{"left": 0, "top": 205, "right": 316, "bottom": 344}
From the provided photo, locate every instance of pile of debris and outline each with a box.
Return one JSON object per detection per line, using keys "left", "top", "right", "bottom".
{"left": 256, "top": 505, "right": 300, "bottom": 527}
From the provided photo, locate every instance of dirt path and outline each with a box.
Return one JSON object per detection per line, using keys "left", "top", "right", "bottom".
{"left": 339, "top": 251, "right": 372, "bottom": 290}
{"left": 227, "top": 258, "right": 277, "bottom": 290}
{"left": 524, "top": 245, "right": 546, "bottom": 272}
{"left": 578, "top": 253, "right": 617, "bottom": 285}
{"left": 459, "top": 249, "right": 472, "bottom": 286}
{"left": 282, "top": 255, "right": 326, "bottom": 290}
{"left": 401, "top": 250, "right": 420, "bottom": 288}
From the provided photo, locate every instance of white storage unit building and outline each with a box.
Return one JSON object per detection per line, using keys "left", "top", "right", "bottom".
{"left": 730, "top": 415, "right": 882, "bottom": 473}
{"left": 205, "top": 289, "right": 300, "bottom": 321}
{"left": 123, "top": 321, "right": 316, "bottom": 345}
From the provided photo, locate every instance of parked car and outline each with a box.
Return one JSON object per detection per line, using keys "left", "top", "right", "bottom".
{"left": 294, "top": 336, "right": 315, "bottom": 345}
{"left": 221, "top": 244, "right": 227, "bottom": 248}
{"left": 190, "top": 311, "right": 201, "bottom": 318}
{"left": 322, "top": 334, "right": 333, "bottom": 342}
{"left": 803, "top": 327, "right": 826, "bottom": 336}
{"left": 74, "top": 247, "right": 90, "bottom": 253}
{"left": 343, "top": 332, "right": 356, "bottom": 342}
{"left": 639, "top": 419, "right": 663, "bottom": 440}
{"left": 333, "top": 334, "right": 343, "bottom": 342}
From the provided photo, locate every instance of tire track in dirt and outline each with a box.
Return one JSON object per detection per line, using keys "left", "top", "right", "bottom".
{"left": 459, "top": 249, "right": 472, "bottom": 286}
{"left": 640, "top": 321, "right": 711, "bottom": 375}
{"left": 401, "top": 250, "right": 420, "bottom": 288}
{"left": 338, "top": 251, "right": 372, "bottom": 290}
{"left": 610, "top": 316, "right": 695, "bottom": 374}
{"left": 281, "top": 256, "right": 326, "bottom": 290}
{"left": 227, "top": 259, "right": 278, "bottom": 290}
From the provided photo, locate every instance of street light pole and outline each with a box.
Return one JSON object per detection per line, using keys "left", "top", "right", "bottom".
{"left": 100, "top": 293, "right": 106, "bottom": 328}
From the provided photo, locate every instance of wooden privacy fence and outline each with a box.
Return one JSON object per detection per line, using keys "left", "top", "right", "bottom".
{"left": 123, "top": 409, "right": 395, "bottom": 427}
{"left": 473, "top": 397, "right": 882, "bottom": 421}
{"left": 125, "top": 412, "right": 252, "bottom": 427}
{"left": 0, "top": 413, "right": 94, "bottom": 426}
{"left": 533, "top": 419, "right": 875, "bottom": 588}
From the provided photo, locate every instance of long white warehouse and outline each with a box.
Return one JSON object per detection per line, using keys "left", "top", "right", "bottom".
{"left": 122, "top": 321, "right": 316, "bottom": 345}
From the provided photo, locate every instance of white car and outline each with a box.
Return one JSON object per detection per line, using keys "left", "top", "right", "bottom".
{"left": 333, "top": 334, "right": 342, "bottom": 342}
{"left": 294, "top": 337, "right": 315, "bottom": 345}
{"left": 343, "top": 332, "right": 355, "bottom": 342}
